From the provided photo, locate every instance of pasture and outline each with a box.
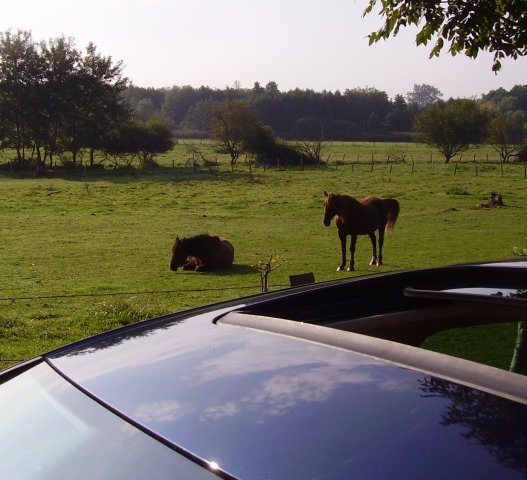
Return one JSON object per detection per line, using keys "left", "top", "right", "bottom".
{"left": 0, "top": 141, "right": 526, "bottom": 368}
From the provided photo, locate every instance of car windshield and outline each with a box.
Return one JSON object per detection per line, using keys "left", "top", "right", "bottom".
{"left": 0, "top": 362, "right": 219, "bottom": 480}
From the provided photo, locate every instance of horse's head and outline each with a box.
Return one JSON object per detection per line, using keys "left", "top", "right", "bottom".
{"left": 323, "top": 191, "right": 336, "bottom": 226}
{"left": 170, "top": 237, "right": 187, "bottom": 271}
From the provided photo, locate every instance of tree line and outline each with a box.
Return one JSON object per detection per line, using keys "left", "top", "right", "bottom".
{"left": 0, "top": 30, "right": 174, "bottom": 170}
{"left": 125, "top": 81, "right": 527, "bottom": 165}
{"left": 124, "top": 82, "right": 527, "bottom": 142}
{"left": 1, "top": 29, "right": 525, "bottom": 170}
{"left": 125, "top": 82, "right": 422, "bottom": 141}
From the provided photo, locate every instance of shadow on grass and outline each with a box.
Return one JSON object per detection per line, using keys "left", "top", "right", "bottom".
{"left": 204, "top": 264, "right": 256, "bottom": 276}
{"left": 171, "top": 264, "right": 256, "bottom": 276}
{"left": 0, "top": 164, "right": 260, "bottom": 184}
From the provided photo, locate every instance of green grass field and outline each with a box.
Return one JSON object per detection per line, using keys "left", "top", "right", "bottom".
{"left": 1, "top": 141, "right": 526, "bottom": 369}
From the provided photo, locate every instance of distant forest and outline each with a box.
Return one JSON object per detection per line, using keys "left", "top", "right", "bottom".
{"left": 1, "top": 29, "right": 526, "bottom": 170}
{"left": 123, "top": 82, "right": 527, "bottom": 142}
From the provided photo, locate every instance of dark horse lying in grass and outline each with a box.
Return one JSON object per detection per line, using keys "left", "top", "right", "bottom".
{"left": 170, "top": 234, "right": 234, "bottom": 272}
{"left": 323, "top": 191, "right": 400, "bottom": 272}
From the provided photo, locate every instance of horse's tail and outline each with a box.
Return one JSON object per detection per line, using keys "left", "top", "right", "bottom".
{"left": 384, "top": 198, "right": 400, "bottom": 233}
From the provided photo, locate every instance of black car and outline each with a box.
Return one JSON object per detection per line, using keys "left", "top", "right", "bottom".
{"left": 1, "top": 260, "right": 527, "bottom": 479}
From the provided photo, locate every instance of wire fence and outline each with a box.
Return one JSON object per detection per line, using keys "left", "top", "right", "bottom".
{"left": 0, "top": 283, "right": 294, "bottom": 370}
{"left": 3, "top": 147, "right": 526, "bottom": 179}
{"left": 0, "top": 285, "right": 272, "bottom": 303}
{"left": 323, "top": 158, "right": 527, "bottom": 179}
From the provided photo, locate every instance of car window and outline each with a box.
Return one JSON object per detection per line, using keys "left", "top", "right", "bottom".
{"left": 0, "top": 362, "right": 220, "bottom": 480}
{"left": 420, "top": 321, "right": 518, "bottom": 370}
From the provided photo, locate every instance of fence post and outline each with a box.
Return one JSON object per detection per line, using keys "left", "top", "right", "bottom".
{"left": 411, "top": 161, "right": 415, "bottom": 174}
{"left": 454, "top": 162, "right": 458, "bottom": 175}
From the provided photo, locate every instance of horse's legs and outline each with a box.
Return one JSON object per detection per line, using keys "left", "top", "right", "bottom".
{"left": 368, "top": 232, "right": 378, "bottom": 266}
{"left": 348, "top": 235, "right": 357, "bottom": 271}
{"left": 183, "top": 257, "right": 202, "bottom": 271}
{"left": 377, "top": 228, "right": 385, "bottom": 266}
{"left": 337, "top": 232, "right": 347, "bottom": 271}
{"left": 182, "top": 260, "right": 196, "bottom": 270}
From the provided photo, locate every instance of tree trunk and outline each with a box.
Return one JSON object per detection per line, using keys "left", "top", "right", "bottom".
{"left": 15, "top": 117, "right": 23, "bottom": 165}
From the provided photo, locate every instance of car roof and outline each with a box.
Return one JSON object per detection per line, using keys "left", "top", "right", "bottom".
{"left": 46, "top": 260, "right": 527, "bottom": 480}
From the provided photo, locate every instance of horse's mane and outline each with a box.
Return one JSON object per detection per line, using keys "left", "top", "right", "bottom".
{"left": 332, "top": 193, "right": 361, "bottom": 208}
{"left": 179, "top": 233, "right": 219, "bottom": 249}
{"left": 184, "top": 233, "right": 214, "bottom": 242}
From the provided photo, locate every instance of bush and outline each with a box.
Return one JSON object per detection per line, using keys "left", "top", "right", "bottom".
{"left": 254, "top": 139, "right": 315, "bottom": 166}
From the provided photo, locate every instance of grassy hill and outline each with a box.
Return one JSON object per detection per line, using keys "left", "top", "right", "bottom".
{"left": 1, "top": 141, "right": 525, "bottom": 368}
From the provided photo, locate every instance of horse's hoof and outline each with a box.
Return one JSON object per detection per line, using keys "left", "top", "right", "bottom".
{"left": 337, "top": 266, "right": 344, "bottom": 272}
{"left": 347, "top": 267, "right": 355, "bottom": 272}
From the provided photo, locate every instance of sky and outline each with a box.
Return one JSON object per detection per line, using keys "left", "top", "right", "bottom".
{"left": 2, "top": 0, "right": 526, "bottom": 100}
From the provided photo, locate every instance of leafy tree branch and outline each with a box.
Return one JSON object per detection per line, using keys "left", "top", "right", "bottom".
{"left": 364, "top": 0, "right": 527, "bottom": 72}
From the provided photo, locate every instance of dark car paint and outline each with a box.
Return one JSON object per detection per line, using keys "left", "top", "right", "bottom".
{"left": 49, "top": 314, "right": 527, "bottom": 479}
{"left": 3, "top": 260, "right": 527, "bottom": 479}
{"left": 0, "top": 362, "right": 221, "bottom": 480}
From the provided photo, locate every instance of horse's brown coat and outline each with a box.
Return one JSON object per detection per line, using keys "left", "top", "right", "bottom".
{"left": 170, "top": 234, "right": 234, "bottom": 272}
{"left": 323, "top": 191, "right": 399, "bottom": 271}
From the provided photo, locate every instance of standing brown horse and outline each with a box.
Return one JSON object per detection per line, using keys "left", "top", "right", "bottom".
{"left": 170, "top": 234, "right": 234, "bottom": 272}
{"left": 323, "top": 191, "right": 399, "bottom": 272}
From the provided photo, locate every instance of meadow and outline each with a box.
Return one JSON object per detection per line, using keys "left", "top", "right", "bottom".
{"left": 1, "top": 141, "right": 526, "bottom": 368}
